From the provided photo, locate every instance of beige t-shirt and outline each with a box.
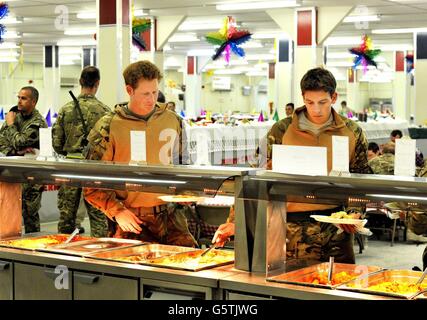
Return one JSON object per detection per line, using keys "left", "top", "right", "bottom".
{"left": 298, "top": 111, "right": 333, "bottom": 136}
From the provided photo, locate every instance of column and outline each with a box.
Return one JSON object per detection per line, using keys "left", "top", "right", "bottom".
{"left": 346, "top": 68, "right": 362, "bottom": 112}
{"left": 393, "top": 51, "right": 407, "bottom": 120}
{"left": 184, "top": 56, "right": 201, "bottom": 118}
{"left": 415, "top": 32, "right": 427, "bottom": 125}
{"left": 43, "top": 45, "right": 60, "bottom": 119}
{"left": 82, "top": 47, "right": 97, "bottom": 67}
{"left": 97, "top": 0, "right": 131, "bottom": 107}
{"left": 274, "top": 38, "right": 293, "bottom": 119}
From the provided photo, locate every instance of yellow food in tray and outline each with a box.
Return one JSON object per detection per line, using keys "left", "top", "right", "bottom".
{"left": 330, "top": 211, "right": 353, "bottom": 219}
{"left": 148, "top": 249, "right": 234, "bottom": 269}
{"left": 367, "top": 281, "right": 427, "bottom": 295}
{"left": 0, "top": 235, "right": 92, "bottom": 249}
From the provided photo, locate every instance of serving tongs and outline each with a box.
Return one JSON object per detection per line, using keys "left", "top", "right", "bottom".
{"left": 327, "top": 256, "right": 334, "bottom": 284}
{"left": 64, "top": 228, "right": 80, "bottom": 244}
{"left": 408, "top": 267, "right": 427, "bottom": 300}
{"left": 200, "top": 243, "right": 216, "bottom": 257}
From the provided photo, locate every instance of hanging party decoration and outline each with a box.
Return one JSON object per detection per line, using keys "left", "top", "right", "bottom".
{"left": 405, "top": 53, "right": 414, "bottom": 73}
{"left": 132, "top": 16, "right": 151, "bottom": 51}
{"left": 348, "top": 35, "right": 381, "bottom": 74}
{"left": 205, "top": 16, "right": 252, "bottom": 64}
{"left": 0, "top": 2, "right": 9, "bottom": 43}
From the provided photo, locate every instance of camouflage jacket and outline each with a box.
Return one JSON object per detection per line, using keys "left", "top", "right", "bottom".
{"left": 84, "top": 102, "right": 187, "bottom": 220}
{"left": 258, "top": 106, "right": 372, "bottom": 174}
{"left": 0, "top": 109, "right": 47, "bottom": 156}
{"left": 52, "top": 94, "right": 110, "bottom": 155}
{"left": 368, "top": 153, "right": 394, "bottom": 175}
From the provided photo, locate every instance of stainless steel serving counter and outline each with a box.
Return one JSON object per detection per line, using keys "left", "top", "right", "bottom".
{"left": 0, "top": 247, "right": 401, "bottom": 300}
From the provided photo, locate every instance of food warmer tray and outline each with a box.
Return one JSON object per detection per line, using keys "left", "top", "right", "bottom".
{"left": 0, "top": 233, "right": 93, "bottom": 251}
{"left": 267, "top": 262, "right": 383, "bottom": 289}
{"left": 39, "top": 238, "right": 144, "bottom": 256}
{"left": 337, "top": 269, "right": 427, "bottom": 299}
{"left": 86, "top": 244, "right": 195, "bottom": 263}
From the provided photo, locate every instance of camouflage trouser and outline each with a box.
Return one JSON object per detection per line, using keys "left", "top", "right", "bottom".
{"left": 286, "top": 220, "right": 355, "bottom": 264}
{"left": 57, "top": 185, "right": 108, "bottom": 237}
{"left": 111, "top": 204, "right": 197, "bottom": 247}
{"left": 22, "top": 183, "right": 43, "bottom": 234}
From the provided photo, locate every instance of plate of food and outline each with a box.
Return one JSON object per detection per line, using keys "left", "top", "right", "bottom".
{"left": 310, "top": 211, "right": 372, "bottom": 235}
{"left": 158, "top": 195, "right": 203, "bottom": 203}
{"left": 310, "top": 211, "right": 365, "bottom": 225}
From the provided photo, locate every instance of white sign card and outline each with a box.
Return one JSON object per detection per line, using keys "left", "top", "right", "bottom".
{"left": 332, "top": 135, "right": 349, "bottom": 173}
{"left": 394, "top": 139, "right": 416, "bottom": 177}
{"left": 38, "top": 127, "right": 54, "bottom": 158}
{"left": 272, "top": 145, "right": 328, "bottom": 176}
{"left": 130, "top": 131, "right": 146, "bottom": 162}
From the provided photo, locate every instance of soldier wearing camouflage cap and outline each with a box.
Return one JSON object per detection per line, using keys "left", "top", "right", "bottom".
{"left": 83, "top": 60, "right": 196, "bottom": 247}
{"left": 0, "top": 86, "right": 47, "bottom": 233}
{"left": 52, "top": 66, "right": 110, "bottom": 237}
{"left": 214, "top": 68, "right": 372, "bottom": 264}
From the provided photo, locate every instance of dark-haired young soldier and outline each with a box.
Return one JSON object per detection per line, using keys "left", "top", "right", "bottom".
{"left": 52, "top": 66, "right": 110, "bottom": 237}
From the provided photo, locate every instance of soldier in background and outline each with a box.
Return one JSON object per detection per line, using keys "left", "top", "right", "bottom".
{"left": 52, "top": 66, "right": 110, "bottom": 237}
{"left": 368, "top": 142, "right": 395, "bottom": 175}
{"left": 0, "top": 86, "right": 47, "bottom": 233}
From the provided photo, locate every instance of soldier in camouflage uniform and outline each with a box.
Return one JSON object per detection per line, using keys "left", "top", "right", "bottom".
{"left": 83, "top": 60, "right": 196, "bottom": 247}
{"left": 214, "top": 68, "right": 372, "bottom": 264}
{"left": 0, "top": 86, "right": 47, "bottom": 233}
{"left": 368, "top": 142, "right": 395, "bottom": 175}
{"left": 52, "top": 66, "right": 110, "bottom": 237}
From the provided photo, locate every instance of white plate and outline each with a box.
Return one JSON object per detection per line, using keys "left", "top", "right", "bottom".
{"left": 310, "top": 215, "right": 367, "bottom": 225}
{"left": 158, "top": 195, "right": 203, "bottom": 203}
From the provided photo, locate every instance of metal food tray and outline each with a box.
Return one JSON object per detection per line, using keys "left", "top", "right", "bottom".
{"left": 0, "top": 233, "right": 93, "bottom": 251}
{"left": 141, "top": 249, "right": 235, "bottom": 272}
{"left": 86, "top": 244, "right": 196, "bottom": 263}
{"left": 39, "top": 238, "right": 144, "bottom": 256}
{"left": 267, "top": 262, "right": 383, "bottom": 289}
{"left": 337, "top": 269, "right": 427, "bottom": 299}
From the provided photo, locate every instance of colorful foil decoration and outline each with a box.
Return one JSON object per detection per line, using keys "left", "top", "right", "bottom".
{"left": 132, "top": 17, "right": 151, "bottom": 51}
{"left": 205, "top": 16, "right": 252, "bottom": 64}
{"left": 349, "top": 35, "right": 381, "bottom": 74}
{"left": 0, "top": 2, "right": 9, "bottom": 43}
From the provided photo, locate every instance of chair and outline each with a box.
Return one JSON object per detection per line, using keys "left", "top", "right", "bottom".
{"left": 363, "top": 203, "right": 403, "bottom": 246}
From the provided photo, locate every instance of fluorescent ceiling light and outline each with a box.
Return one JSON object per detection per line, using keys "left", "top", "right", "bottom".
{"left": 379, "top": 44, "right": 413, "bottom": 51}
{"left": 343, "top": 15, "right": 380, "bottom": 23}
{"left": 77, "top": 12, "right": 96, "bottom": 19}
{"left": 246, "top": 71, "right": 267, "bottom": 77}
{"left": 59, "top": 47, "right": 82, "bottom": 54}
{"left": 372, "top": 27, "right": 427, "bottom": 34}
{"left": 187, "top": 49, "right": 215, "bottom": 56}
{"left": 0, "top": 43, "right": 19, "bottom": 49}
{"left": 168, "top": 34, "right": 200, "bottom": 43}
{"left": 64, "top": 29, "right": 96, "bottom": 36}
{"left": 214, "top": 69, "right": 243, "bottom": 75}
{"left": 366, "top": 194, "right": 427, "bottom": 201}
{"left": 325, "top": 37, "right": 362, "bottom": 46}
{"left": 216, "top": 1, "right": 300, "bottom": 11}
{"left": 355, "top": 65, "right": 376, "bottom": 70}
{"left": 57, "top": 39, "right": 97, "bottom": 46}
{"left": 179, "top": 22, "right": 222, "bottom": 31}
{"left": 134, "top": 9, "right": 150, "bottom": 17}
{"left": 326, "top": 61, "right": 354, "bottom": 67}
{"left": 229, "top": 59, "right": 249, "bottom": 66}
{"left": 327, "top": 52, "right": 356, "bottom": 59}
{"left": 1, "top": 16, "right": 23, "bottom": 24}
{"left": 240, "top": 41, "right": 263, "bottom": 49}
{"left": 59, "top": 60, "right": 78, "bottom": 66}
{"left": 253, "top": 32, "right": 281, "bottom": 39}
{"left": 60, "top": 55, "right": 81, "bottom": 61}
{"left": 0, "top": 57, "right": 18, "bottom": 62}
{"left": 52, "top": 174, "right": 186, "bottom": 184}
{"left": 2, "top": 31, "right": 21, "bottom": 39}
{"left": 163, "top": 44, "right": 172, "bottom": 51}
{"left": 246, "top": 54, "right": 275, "bottom": 61}
{"left": 0, "top": 51, "right": 18, "bottom": 57}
